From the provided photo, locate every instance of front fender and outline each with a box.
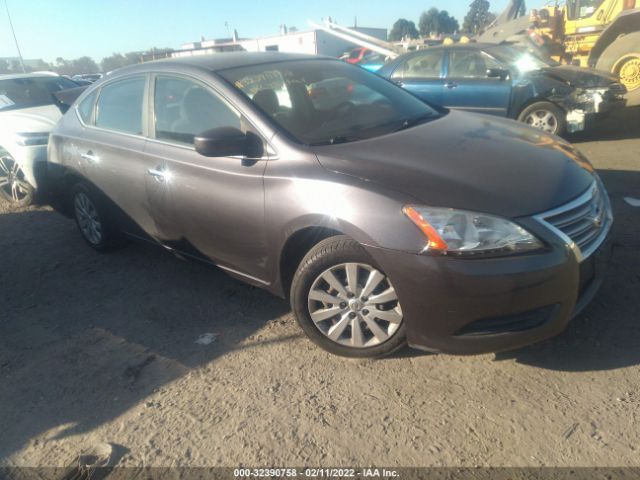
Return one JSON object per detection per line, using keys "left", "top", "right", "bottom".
{"left": 263, "top": 160, "right": 430, "bottom": 292}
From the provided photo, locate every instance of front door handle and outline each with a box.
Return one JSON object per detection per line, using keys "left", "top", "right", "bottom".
{"left": 80, "top": 151, "right": 99, "bottom": 163}
{"left": 445, "top": 81, "right": 458, "bottom": 89}
{"left": 147, "top": 167, "right": 168, "bottom": 182}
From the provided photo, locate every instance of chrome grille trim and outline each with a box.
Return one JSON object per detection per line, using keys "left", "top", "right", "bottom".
{"left": 534, "top": 180, "right": 613, "bottom": 263}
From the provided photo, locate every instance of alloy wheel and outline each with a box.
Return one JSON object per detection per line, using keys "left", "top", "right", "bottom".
{"left": 307, "top": 262, "right": 403, "bottom": 348}
{"left": 74, "top": 192, "right": 103, "bottom": 245}
{"left": 0, "top": 155, "right": 32, "bottom": 204}
{"left": 524, "top": 110, "right": 558, "bottom": 134}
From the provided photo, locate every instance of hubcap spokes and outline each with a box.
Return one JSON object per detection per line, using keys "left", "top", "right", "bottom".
{"left": 74, "top": 193, "right": 102, "bottom": 245}
{"left": 0, "top": 156, "right": 30, "bottom": 203}
{"left": 525, "top": 110, "right": 557, "bottom": 134}
{"left": 308, "top": 263, "right": 403, "bottom": 348}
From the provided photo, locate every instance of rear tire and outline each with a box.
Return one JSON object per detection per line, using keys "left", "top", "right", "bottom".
{"left": 71, "top": 183, "right": 124, "bottom": 252}
{"left": 517, "top": 101, "right": 566, "bottom": 136}
{"left": 596, "top": 32, "right": 640, "bottom": 107}
{"left": 290, "top": 235, "right": 407, "bottom": 358}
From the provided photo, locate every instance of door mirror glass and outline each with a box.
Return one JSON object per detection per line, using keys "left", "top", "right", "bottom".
{"left": 486, "top": 68, "right": 510, "bottom": 80}
{"left": 194, "top": 128, "right": 264, "bottom": 158}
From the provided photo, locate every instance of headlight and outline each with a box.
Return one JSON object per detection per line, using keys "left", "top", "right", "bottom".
{"left": 14, "top": 132, "right": 50, "bottom": 146}
{"left": 403, "top": 206, "right": 544, "bottom": 257}
{"left": 572, "top": 88, "right": 607, "bottom": 104}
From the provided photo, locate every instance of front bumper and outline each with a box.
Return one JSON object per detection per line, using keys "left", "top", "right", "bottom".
{"left": 0, "top": 143, "right": 48, "bottom": 190}
{"left": 365, "top": 220, "right": 612, "bottom": 355}
{"left": 565, "top": 90, "right": 627, "bottom": 133}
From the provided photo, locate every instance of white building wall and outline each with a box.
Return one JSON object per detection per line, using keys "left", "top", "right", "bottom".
{"left": 239, "top": 31, "right": 318, "bottom": 54}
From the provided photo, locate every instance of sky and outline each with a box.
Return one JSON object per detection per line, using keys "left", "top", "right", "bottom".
{"left": 1, "top": 0, "right": 547, "bottom": 64}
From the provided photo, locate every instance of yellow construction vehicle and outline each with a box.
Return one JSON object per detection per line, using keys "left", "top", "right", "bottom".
{"left": 480, "top": 0, "right": 640, "bottom": 105}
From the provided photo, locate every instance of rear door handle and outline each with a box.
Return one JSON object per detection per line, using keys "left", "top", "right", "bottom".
{"left": 445, "top": 81, "right": 458, "bottom": 89}
{"left": 80, "top": 151, "right": 99, "bottom": 163}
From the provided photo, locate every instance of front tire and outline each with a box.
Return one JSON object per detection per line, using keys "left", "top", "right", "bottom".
{"left": 0, "top": 151, "right": 35, "bottom": 207}
{"left": 290, "top": 236, "right": 407, "bottom": 358}
{"left": 596, "top": 32, "right": 640, "bottom": 107}
{"left": 71, "top": 183, "right": 123, "bottom": 252}
{"left": 517, "top": 101, "right": 566, "bottom": 136}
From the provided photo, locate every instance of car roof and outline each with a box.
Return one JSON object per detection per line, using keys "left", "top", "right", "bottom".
{"left": 0, "top": 72, "right": 59, "bottom": 80}
{"left": 113, "top": 52, "right": 336, "bottom": 76}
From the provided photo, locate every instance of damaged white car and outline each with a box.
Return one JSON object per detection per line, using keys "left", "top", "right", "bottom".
{"left": 0, "top": 73, "right": 81, "bottom": 206}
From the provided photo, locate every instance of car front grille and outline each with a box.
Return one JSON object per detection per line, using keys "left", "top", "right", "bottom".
{"left": 535, "top": 180, "right": 612, "bottom": 261}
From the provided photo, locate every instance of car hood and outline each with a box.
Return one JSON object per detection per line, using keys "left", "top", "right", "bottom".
{"left": 0, "top": 104, "right": 62, "bottom": 135}
{"left": 537, "top": 65, "right": 617, "bottom": 88}
{"left": 314, "top": 111, "right": 595, "bottom": 218}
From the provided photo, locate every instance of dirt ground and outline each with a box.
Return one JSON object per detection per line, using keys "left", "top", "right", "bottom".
{"left": 1, "top": 108, "right": 639, "bottom": 469}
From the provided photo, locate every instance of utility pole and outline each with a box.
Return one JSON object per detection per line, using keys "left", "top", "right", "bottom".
{"left": 4, "top": 0, "right": 26, "bottom": 72}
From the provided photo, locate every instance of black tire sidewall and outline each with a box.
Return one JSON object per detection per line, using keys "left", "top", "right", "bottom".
{"left": 290, "top": 235, "right": 407, "bottom": 358}
{"left": 517, "top": 101, "right": 567, "bottom": 136}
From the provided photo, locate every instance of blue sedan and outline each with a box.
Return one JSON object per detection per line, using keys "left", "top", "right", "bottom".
{"left": 377, "top": 44, "right": 626, "bottom": 136}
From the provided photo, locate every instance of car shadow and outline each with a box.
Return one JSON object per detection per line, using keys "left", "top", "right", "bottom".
{"left": 1, "top": 165, "right": 639, "bottom": 461}
{"left": 567, "top": 106, "right": 640, "bottom": 143}
{"left": 494, "top": 168, "right": 640, "bottom": 371}
{"left": 0, "top": 207, "right": 290, "bottom": 461}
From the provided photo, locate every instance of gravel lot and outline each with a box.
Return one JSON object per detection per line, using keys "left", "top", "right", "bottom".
{"left": 1, "top": 107, "right": 639, "bottom": 469}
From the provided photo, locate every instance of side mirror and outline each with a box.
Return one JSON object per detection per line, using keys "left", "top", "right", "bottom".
{"left": 486, "top": 68, "right": 510, "bottom": 80}
{"left": 194, "top": 127, "right": 264, "bottom": 158}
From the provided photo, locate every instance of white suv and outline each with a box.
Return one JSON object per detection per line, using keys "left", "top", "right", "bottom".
{"left": 0, "top": 73, "right": 79, "bottom": 206}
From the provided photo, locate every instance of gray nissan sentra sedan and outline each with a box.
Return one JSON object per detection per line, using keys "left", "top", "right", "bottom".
{"left": 46, "top": 52, "right": 613, "bottom": 358}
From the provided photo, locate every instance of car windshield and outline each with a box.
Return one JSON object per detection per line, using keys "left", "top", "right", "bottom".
{"left": 488, "top": 46, "right": 557, "bottom": 73}
{"left": 0, "top": 76, "right": 79, "bottom": 112}
{"left": 219, "top": 59, "right": 440, "bottom": 146}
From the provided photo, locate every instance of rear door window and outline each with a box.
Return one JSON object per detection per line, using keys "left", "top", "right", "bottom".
{"left": 77, "top": 90, "right": 98, "bottom": 125}
{"left": 393, "top": 50, "right": 444, "bottom": 79}
{"left": 95, "top": 77, "right": 146, "bottom": 135}
{"left": 447, "top": 50, "right": 503, "bottom": 79}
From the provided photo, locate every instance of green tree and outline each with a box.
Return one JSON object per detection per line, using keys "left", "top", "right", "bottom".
{"left": 0, "top": 59, "right": 10, "bottom": 74}
{"left": 438, "top": 11, "right": 460, "bottom": 34}
{"left": 462, "top": 0, "right": 495, "bottom": 35}
{"left": 100, "top": 53, "right": 130, "bottom": 72}
{"left": 71, "top": 56, "right": 99, "bottom": 74}
{"left": 10, "top": 59, "right": 24, "bottom": 73}
{"left": 32, "top": 59, "right": 52, "bottom": 71}
{"left": 389, "top": 18, "right": 419, "bottom": 41}
{"left": 419, "top": 8, "right": 460, "bottom": 36}
{"left": 419, "top": 8, "right": 440, "bottom": 36}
